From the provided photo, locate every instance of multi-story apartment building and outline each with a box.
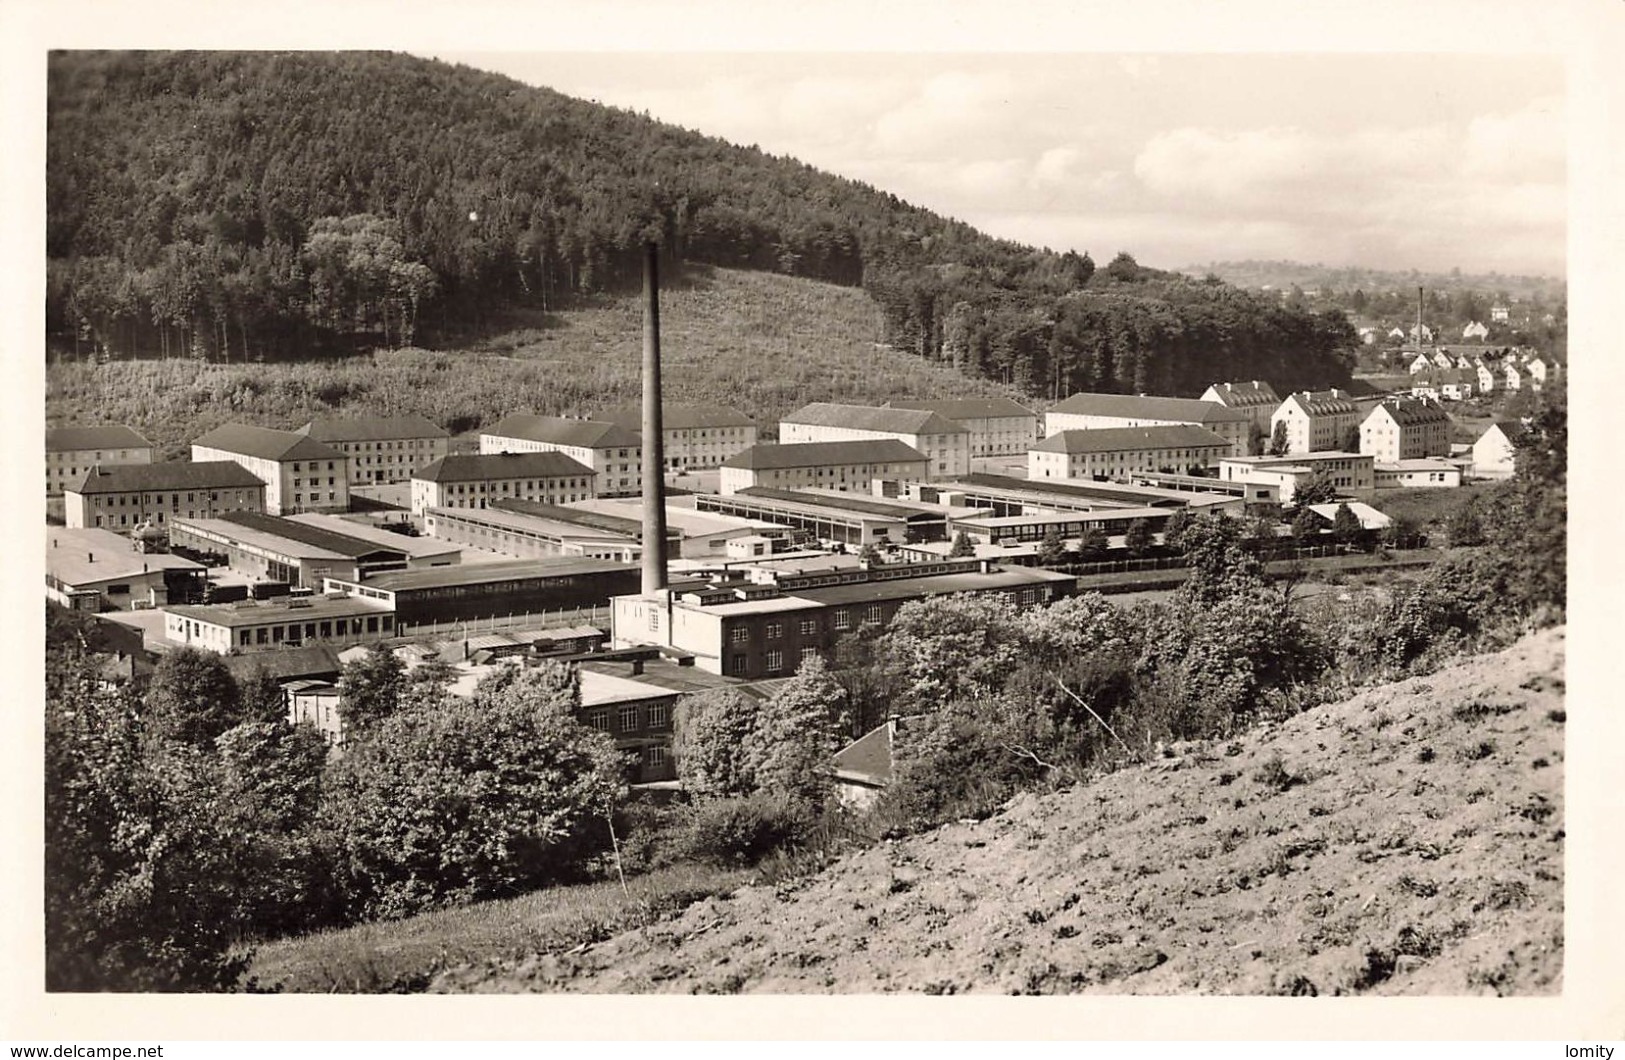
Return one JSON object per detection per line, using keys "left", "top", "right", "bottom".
{"left": 479, "top": 414, "right": 642, "bottom": 497}
{"left": 1200, "top": 381, "right": 1282, "bottom": 431}
{"left": 597, "top": 403, "right": 757, "bottom": 472}
{"left": 64, "top": 461, "right": 267, "bottom": 531}
{"left": 719, "top": 440, "right": 929, "bottom": 496}
{"left": 410, "top": 451, "right": 598, "bottom": 516}
{"left": 1028, "top": 425, "right": 1231, "bottom": 481}
{"left": 46, "top": 425, "right": 154, "bottom": 496}
{"left": 1359, "top": 399, "right": 1452, "bottom": 463}
{"left": 1269, "top": 389, "right": 1361, "bottom": 454}
{"left": 886, "top": 397, "right": 1040, "bottom": 457}
{"left": 779, "top": 403, "right": 971, "bottom": 480}
{"left": 1044, "top": 393, "right": 1250, "bottom": 457}
{"left": 192, "top": 423, "right": 350, "bottom": 515}
{"left": 298, "top": 414, "right": 450, "bottom": 484}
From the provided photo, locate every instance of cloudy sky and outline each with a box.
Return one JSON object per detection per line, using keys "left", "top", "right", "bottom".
{"left": 430, "top": 51, "right": 1565, "bottom": 277}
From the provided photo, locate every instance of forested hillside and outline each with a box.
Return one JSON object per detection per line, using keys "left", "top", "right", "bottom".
{"left": 47, "top": 50, "right": 1356, "bottom": 400}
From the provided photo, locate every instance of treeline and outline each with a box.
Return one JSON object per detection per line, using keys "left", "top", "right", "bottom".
{"left": 48, "top": 50, "right": 1355, "bottom": 399}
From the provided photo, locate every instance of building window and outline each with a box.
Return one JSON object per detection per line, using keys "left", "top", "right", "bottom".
{"left": 728, "top": 655, "right": 748, "bottom": 677}
{"left": 648, "top": 703, "right": 669, "bottom": 729}
{"left": 618, "top": 705, "right": 640, "bottom": 733}
{"left": 589, "top": 711, "right": 611, "bottom": 732}
{"left": 833, "top": 609, "right": 851, "bottom": 630}
{"left": 799, "top": 618, "right": 817, "bottom": 636}
{"left": 765, "top": 649, "right": 784, "bottom": 673}
{"left": 765, "top": 622, "right": 782, "bottom": 640}
{"left": 646, "top": 746, "right": 668, "bottom": 770}
{"left": 800, "top": 647, "right": 819, "bottom": 665}
{"left": 730, "top": 627, "right": 749, "bottom": 644}
{"left": 866, "top": 604, "right": 884, "bottom": 624}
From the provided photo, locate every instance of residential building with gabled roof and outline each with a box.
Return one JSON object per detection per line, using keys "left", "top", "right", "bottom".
{"left": 1462, "top": 321, "right": 1490, "bottom": 340}
{"left": 46, "top": 424, "right": 154, "bottom": 497}
{"left": 1200, "top": 381, "right": 1282, "bottom": 430}
{"left": 1044, "top": 392, "right": 1250, "bottom": 457}
{"left": 1028, "top": 425, "right": 1231, "bottom": 481}
{"left": 192, "top": 423, "right": 350, "bottom": 515}
{"left": 1409, "top": 368, "right": 1476, "bottom": 402}
{"left": 780, "top": 402, "right": 971, "bottom": 479}
{"left": 720, "top": 439, "right": 929, "bottom": 496}
{"left": 298, "top": 414, "right": 450, "bottom": 485}
{"left": 886, "top": 396, "right": 1040, "bottom": 457}
{"left": 1472, "top": 421, "right": 1528, "bottom": 479}
{"left": 1269, "top": 389, "right": 1361, "bottom": 454}
{"left": 1503, "top": 361, "right": 1525, "bottom": 392}
{"left": 596, "top": 403, "right": 757, "bottom": 472}
{"left": 479, "top": 413, "right": 642, "bottom": 497}
{"left": 1359, "top": 398, "right": 1452, "bottom": 463}
{"left": 1475, "top": 361, "right": 1498, "bottom": 394}
{"left": 65, "top": 461, "right": 267, "bottom": 531}
{"left": 410, "top": 451, "right": 597, "bottom": 516}
{"left": 1408, "top": 352, "right": 1435, "bottom": 375}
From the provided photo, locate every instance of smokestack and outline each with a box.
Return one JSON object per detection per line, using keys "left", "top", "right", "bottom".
{"left": 641, "top": 241, "right": 670, "bottom": 594}
{"left": 1416, "top": 285, "right": 1424, "bottom": 347}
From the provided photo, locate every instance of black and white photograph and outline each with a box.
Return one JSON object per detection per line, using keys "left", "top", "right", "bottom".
{"left": 6, "top": 0, "right": 1622, "bottom": 1046}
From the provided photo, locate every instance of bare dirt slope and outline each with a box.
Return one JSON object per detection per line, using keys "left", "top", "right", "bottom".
{"left": 433, "top": 628, "right": 1565, "bottom": 996}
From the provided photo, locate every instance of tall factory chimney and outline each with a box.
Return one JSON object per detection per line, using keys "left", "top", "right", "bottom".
{"left": 1416, "top": 285, "right": 1425, "bottom": 347}
{"left": 640, "top": 241, "right": 670, "bottom": 594}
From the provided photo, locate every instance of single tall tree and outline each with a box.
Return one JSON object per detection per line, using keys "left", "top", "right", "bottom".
{"left": 143, "top": 647, "right": 245, "bottom": 748}
{"left": 337, "top": 644, "right": 408, "bottom": 732}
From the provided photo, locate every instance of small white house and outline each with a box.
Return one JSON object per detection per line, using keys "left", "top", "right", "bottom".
{"left": 1462, "top": 321, "right": 1490, "bottom": 341}
{"left": 1472, "top": 421, "right": 1526, "bottom": 479}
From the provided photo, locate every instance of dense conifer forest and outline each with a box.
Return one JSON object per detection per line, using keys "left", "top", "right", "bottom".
{"left": 47, "top": 50, "right": 1357, "bottom": 400}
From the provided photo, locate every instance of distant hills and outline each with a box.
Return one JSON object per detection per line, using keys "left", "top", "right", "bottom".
{"left": 48, "top": 50, "right": 1357, "bottom": 399}
{"left": 1184, "top": 260, "right": 1565, "bottom": 303}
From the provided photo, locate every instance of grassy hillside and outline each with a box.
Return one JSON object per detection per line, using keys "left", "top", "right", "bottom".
{"left": 417, "top": 627, "right": 1563, "bottom": 996}
{"left": 46, "top": 266, "right": 1032, "bottom": 458}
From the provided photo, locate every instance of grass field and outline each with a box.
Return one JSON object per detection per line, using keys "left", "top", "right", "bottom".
{"left": 47, "top": 266, "right": 1030, "bottom": 459}
{"left": 1357, "top": 482, "right": 1502, "bottom": 533}
{"left": 246, "top": 861, "right": 753, "bottom": 993}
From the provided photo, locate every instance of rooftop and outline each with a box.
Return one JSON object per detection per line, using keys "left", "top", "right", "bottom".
{"left": 344, "top": 556, "right": 636, "bottom": 593}
{"left": 483, "top": 414, "right": 641, "bottom": 450}
{"left": 1048, "top": 393, "right": 1249, "bottom": 424}
{"left": 1368, "top": 399, "right": 1452, "bottom": 427}
{"left": 164, "top": 594, "right": 393, "bottom": 628}
{"left": 68, "top": 460, "right": 267, "bottom": 495}
{"left": 414, "top": 451, "right": 596, "bottom": 483}
{"left": 950, "top": 472, "right": 1199, "bottom": 509}
{"left": 299, "top": 414, "right": 450, "bottom": 442}
{"left": 597, "top": 403, "right": 755, "bottom": 432}
{"left": 214, "top": 511, "right": 409, "bottom": 560}
{"left": 1032, "top": 425, "right": 1231, "bottom": 455}
{"left": 1203, "top": 381, "right": 1281, "bottom": 408}
{"left": 722, "top": 439, "right": 927, "bottom": 472}
{"left": 425, "top": 503, "right": 646, "bottom": 545}
{"left": 284, "top": 513, "right": 461, "bottom": 559}
{"left": 222, "top": 645, "right": 342, "bottom": 684}
{"left": 492, "top": 498, "right": 650, "bottom": 538}
{"left": 887, "top": 397, "right": 1038, "bottom": 421}
{"left": 782, "top": 402, "right": 969, "bottom": 436}
{"left": 47, "top": 424, "right": 153, "bottom": 452}
{"left": 172, "top": 517, "right": 352, "bottom": 562}
{"left": 1281, "top": 389, "right": 1359, "bottom": 416}
{"left": 833, "top": 722, "right": 894, "bottom": 786}
{"left": 570, "top": 498, "right": 785, "bottom": 537}
{"left": 46, "top": 527, "right": 205, "bottom": 586}
{"left": 193, "top": 423, "right": 346, "bottom": 462}
{"left": 732, "top": 487, "right": 936, "bottom": 521}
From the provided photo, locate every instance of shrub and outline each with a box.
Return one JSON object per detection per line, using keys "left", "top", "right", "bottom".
{"left": 674, "top": 793, "right": 814, "bottom": 866}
